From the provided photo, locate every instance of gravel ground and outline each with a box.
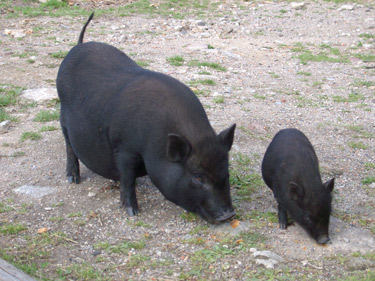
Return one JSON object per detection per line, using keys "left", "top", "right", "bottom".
{"left": 0, "top": 0, "right": 375, "bottom": 280}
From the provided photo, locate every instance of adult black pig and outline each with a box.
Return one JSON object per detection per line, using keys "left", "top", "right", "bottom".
{"left": 56, "top": 13, "right": 236, "bottom": 224}
{"left": 261, "top": 128, "right": 334, "bottom": 244}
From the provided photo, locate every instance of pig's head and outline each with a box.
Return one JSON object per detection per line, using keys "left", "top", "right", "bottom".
{"left": 163, "top": 124, "right": 236, "bottom": 224}
{"left": 288, "top": 178, "right": 335, "bottom": 244}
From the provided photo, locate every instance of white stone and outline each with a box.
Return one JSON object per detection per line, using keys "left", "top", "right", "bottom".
{"left": 13, "top": 185, "right": 57, "bottom": 198}
{"left": 338, "top": 5, "right": 354, "bottom": 11}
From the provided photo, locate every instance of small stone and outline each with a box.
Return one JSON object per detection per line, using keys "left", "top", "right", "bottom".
{"left": 93, "top": 250, "right": 101, "bottom": 257}
{"left": 0, "top": 120, "right": 11, "bottom": 134}
{"left": 44, "top": 207, "right": 52, "bottom": 211}
{"left": 291, "top": 2, "right": 306, "bottom": 10}
{"left": 88, "top": 192, "right": 96, "bottom": 197}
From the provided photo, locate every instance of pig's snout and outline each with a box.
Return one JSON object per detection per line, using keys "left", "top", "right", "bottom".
{"left": 215, "top": 209, "right": 236, "bottom": 223}
{"left": 316, "top": 234, "right": 330, "bottom": 245}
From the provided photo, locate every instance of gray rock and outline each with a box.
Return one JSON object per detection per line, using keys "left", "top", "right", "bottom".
{"left": 13, "top": 185, "right": 57, "bottom": 199}
{"left": 253, "top": 250, "right": 284, "bottom": 262}
{"left": 21, "top": 88, "right": 58, "bottom": 102}
{"left": 255, "top": 258, "right": 280, "bottom": 269}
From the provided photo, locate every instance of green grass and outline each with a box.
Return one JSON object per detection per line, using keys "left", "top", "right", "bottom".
{"left": 33, "top": 110, "right": 59, "bottom": 122}
{"left": 353, "top": 79, "right": 375, "bottom": 87}
{"left": 332, "top": 92, "right": 365, "bottom": 103}
{"left": 213, "top": 96, "right": 224, "bottom": 104}
{"left": 49, "top": 50, "right": 68, "bottom": 59}
{"left": 167, "top": 55, "right": 184, "bottom": 66}
{"left": 0, "top": 86, "right": 22, "bottom": 106}
{"left": 188, "top": 60, "right": 227, "bottom": 72}
{"left": 57, "top": 263, "right": 105, "bottom": 280}
{"left": 0, "top": 223, "right": 27, "bottom": 235}
{"left": 189, "top": 79, "right": 216, "bottom": 86}
{"left": 362, "top": 177, "right": 375, "bottom": 185}
{"left": 180, "top": 211, "right": 199, "bottom": 222}
{"left": 20, "top": 131, "right": 42, "bottom": 142}
{"left": 94, "top": 239, "right": 146, "bottom": 254}
{"left": 297, "top": 52, "right": 349, "bottom": 64}
{"left": 39, "top": 125, "right": 58, "bottom": 132}
{"left": 354, "top": 53, "right": 375, "bottom": 62}
{"left": 136, "top": 60, "right": 150, "bottom": 68}
{"left": 297, "top": 71, "right": 312, "bottom": 76}
{"left": 347, "top": 141, "right": 368, "bottom": 150}
{"left": 359, "top": 33, "right": 375, "bottom": 39}
{"left": 0, "top": 108, "right": 17, "bottom": 122}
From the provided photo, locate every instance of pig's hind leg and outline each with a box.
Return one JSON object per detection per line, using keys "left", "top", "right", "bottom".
{"left": 61, "top": 126, "right": 80, "bottom": 184}
{"left": 115, "top": 154, "right": 139, "bottom": 216}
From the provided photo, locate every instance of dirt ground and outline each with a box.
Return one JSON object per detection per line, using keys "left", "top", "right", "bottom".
{"left": 1, "top": 0, "right": 375, "bottom": 280}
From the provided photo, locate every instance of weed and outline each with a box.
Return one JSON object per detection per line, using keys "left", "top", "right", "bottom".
{"left": 0, "top": 108, "right": 17, "bottom": 122}
{"left": 364, "top": 163, "right": 375, "bottom": 170}
{"left": 67, "top": 212, "right": 82, "bottom": 218}
{"left": 0, "top": 201, "right": 14, "bottom": 213}
{"left": 359, "top": 33, "right": 375, "bottom": 39}
{"left": 207, "top": 44, "right": 214, "bottom": 49}
{"left": 0, "top": 85, "right": 22, "bottom": 106}
{"left": 297, "top": 52, "right": 349, "bottom": 64}
{"left": 353, "top": 79, "right": 375, "bottom": 87}
{"left": 355, "top": 53, "right": 375, "bottom": 62}
{"left": 332, "top": 92, "right": 365, "bottom": 103}
{"left": 167, "top": 55, "right": 184, "bottom": 66}
{"left": 34, "top": 110, "right": 59, "bottom": 122}
{"left": 126, "top": 254, "right": 150, "bottom": 270}
{"left": 20, "top": 131, "right": 42, "bottom": 142}
{"left": 94, "top": 239, "right": 146, "bottom": 254}
{"left": 253, "top": 93, "right": 266, "bottom": 100}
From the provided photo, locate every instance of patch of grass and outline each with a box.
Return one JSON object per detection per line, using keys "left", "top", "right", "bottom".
{"left": 0, "top": 201, "right": 14, "bottom": 213}
{"left": 297, "top": 52, "right": 349, "bottom": 64}
{"left": 345, "top": 124, "right": 374, "bottom": 139}
{"left": 355, "top": 53, "right": 375, "bottom": 62}
{"left": 33, "top": 110, "right": 59, "bottom": 122}
{"left": 167, "top": 55, "right": 184, "bottom": 66}
{"left": 49, "top": 50, "right": 68, "bottom": 59}
{"left": 339, "top": 270, "right": 375, "bottom": 281}
{"left": 125, "top": 254, "right": 150, "bottom": 270}
{"left": 39, "top": 125, "right": 58, "bottom": 132}
{"left": 0, "top": 85, "right": 23, "bottom": 106}
{"left": 253, "top": 93, "right": 266, "bottom": 100}
{"left": 0, "top": 223, "right": 27, "bottom": 235}
{"left": 0, "top": 108, "right": 18, "bottom": 122}
{"left": 359, "top": 33, "right": 375, "bottom": 39}
{"left": 189, "top": 79, "right": 216, "bottom": 86}
{"left": 20, "top": 131, "right": 42, "bottom": 142}
{"left": 347, "top": 141, "right": 368, "bottom": 150}
{"left": 67, "top": 212, "right": 82, "bottom": 218}
{"left": 332, "top": 92, "right": 365, "bottom": 103}
{"left": 364, "top": 163, "right": 375, "bottom": 170}
{"left": 57, "top": 263, "right": 104, "bottom": 280}
{"left": 188, "top": 60, "right": 227, "bottom": 72}
{"left": 94, "top": 239, "right": 146, "bottom": 254}
{"left": 362, "top": 177, "right": 375, "bottom": 185}
{"left": 180, "top": 211, "right": 199, "bottom": 222}
{"left": 297, "top": 71, "right": 312, "bottom": 76}
{"left": 136, "top": 60, "right": 150, "bottom": 68}
{"left": 213, "top": 96, "right": 224, "bottom": 104}
{"left": 353, "top": 79, "right": 375, "bottom": 87}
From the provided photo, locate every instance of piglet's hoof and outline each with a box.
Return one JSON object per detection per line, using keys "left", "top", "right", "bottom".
{"left": 68, "top": 176, "right": 80, "bottom": 184}
{"left": 279, "top": 223, "right": 287, "bottom": 230}
{"left": 126, "top": 207, "right": 139, "bottom": 216}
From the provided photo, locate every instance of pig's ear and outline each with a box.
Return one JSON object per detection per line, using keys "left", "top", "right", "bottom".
{"left": 289, "top": 182, "right": 305, "bottom": 201}
{"left": 323, "top": 178, "right": 335, "bottom": 193}
{"left": 218, "top": 124, "right": 236, "bottom": 151}
{"left": 167, "top": 134, "right": 192, "bottom": 163}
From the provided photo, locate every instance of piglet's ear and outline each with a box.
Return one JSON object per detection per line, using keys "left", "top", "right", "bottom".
{"left": 323, "top": 177, "right": 335, "bottom": 193}
{"left": 218, "top": 124, "right": 236, "bottom": 152}
{"left": 289, "top": 182, "right": 305, "bottom": 201}
{"left": 167, "top": 134, "right": 192, "bottom": 163}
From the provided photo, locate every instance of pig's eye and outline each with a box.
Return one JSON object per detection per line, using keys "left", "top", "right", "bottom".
{"left": 192, "top": 174, "right": 203, "bottom": 186}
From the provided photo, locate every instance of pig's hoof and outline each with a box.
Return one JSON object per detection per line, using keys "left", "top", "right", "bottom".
{"left": 68, "top": 176, "right": 80, "bottom": 184}
{"left": 126, "top": 207, "right": 139, "bottom": 216}
{"left": 279, "top": 223, "right": 287, "bottom": 229}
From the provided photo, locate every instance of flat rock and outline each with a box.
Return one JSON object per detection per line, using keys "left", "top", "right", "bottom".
{"left": 21, "top": 88, "right": 58, "bottom": 102}
{"left": 13, "top": 185, "right": 57, "bottom": 199}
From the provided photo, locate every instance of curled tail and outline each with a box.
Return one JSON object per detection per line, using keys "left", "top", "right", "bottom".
{"left": 78, "top": 12, "right": 94, "bottom": 44}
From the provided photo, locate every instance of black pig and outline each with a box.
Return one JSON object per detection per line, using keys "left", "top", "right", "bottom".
{"left": 261, "top": 128, "right": 334, "bottom": 244}
{"left": 56, "top": 13, "right": 236, "bottom": 224}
